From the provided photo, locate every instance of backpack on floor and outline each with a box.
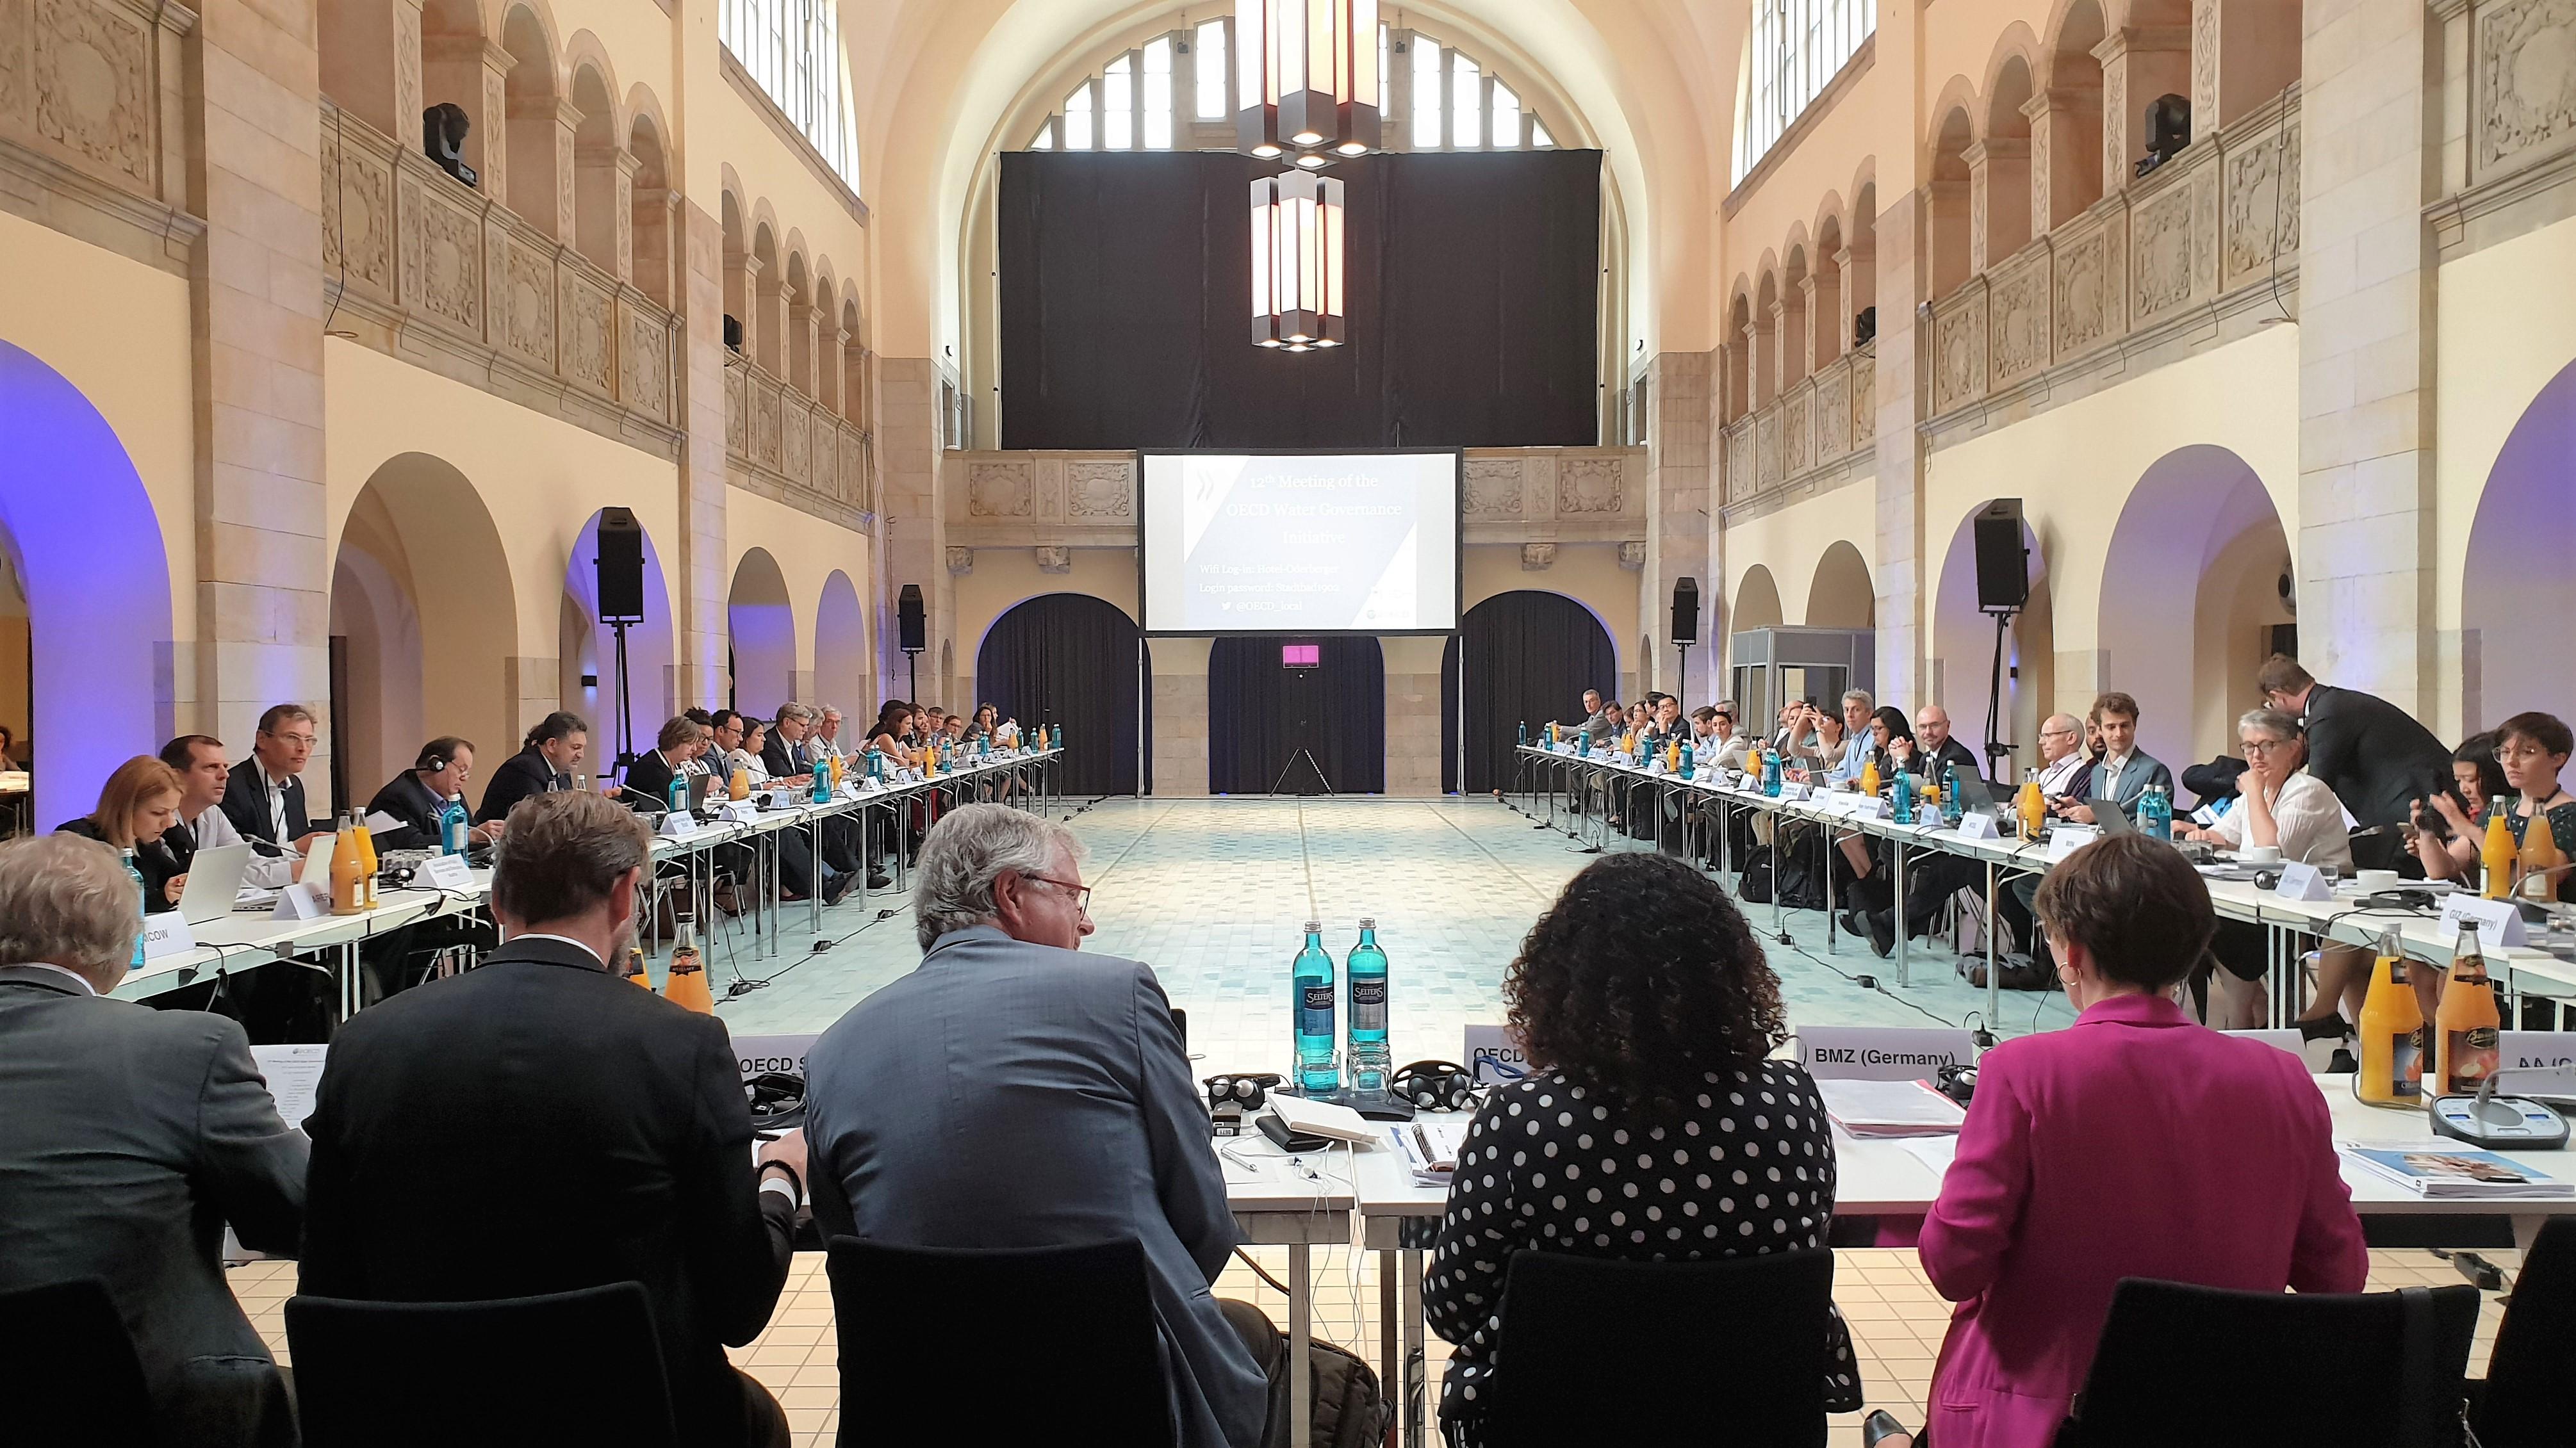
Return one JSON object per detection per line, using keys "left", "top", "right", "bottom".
{"left": 1259, "top": 1335, "right": 1393, "bottom": 1448}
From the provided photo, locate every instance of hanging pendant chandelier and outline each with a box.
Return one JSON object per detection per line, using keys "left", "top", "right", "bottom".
{"left": 1235, "top": 0, "right": 1381, "bottom": 161}
{"left": 1251, "top": 170, "right": 1345, "bottom": 351}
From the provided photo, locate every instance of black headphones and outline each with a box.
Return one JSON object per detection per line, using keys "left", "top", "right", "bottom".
{"left": 1936, "top": 1062, "right": 1978, "bottom": 1106}
{"left": 744, "top": 1071, "right": 807, "bottom": 1130}
{"left": 1389, "top": 1060, "right": 1482, "bottom": 1112}
{"left": 1204, "top": 1073, "right": 1283, "bottom": 1112}
{"left": 414, "top": 745, "right": 450, "bottom": 773}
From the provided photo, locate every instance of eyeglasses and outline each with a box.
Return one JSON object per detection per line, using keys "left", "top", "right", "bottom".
{"left": 2496, "top": 743, "right": 2557, "bottom": 764}
{"left": 2241, "top": 737, "right": 2292, "bottom": 756}
{"left": 1023, "top": 874, "right": 1093, "bottom": 918}
{"left": 268, "top": 732, "right": 316, "bottom": 749}
{"left": 2040, "top": 726, "right": 2077, "bottom": 738}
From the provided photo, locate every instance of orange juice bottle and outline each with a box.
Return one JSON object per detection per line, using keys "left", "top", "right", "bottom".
{"left": 2355, "top": 927, "right": 2424, "bottom": 1106}
{"left": 2520, "top": 806, "right": 2563, "bottom": 897}
{"left": 2482, "top": 799, "right": 2518, "bottom": 899}
{"left": 1860, "top": 758, "right": 1882, "bottom": 797}
{"left": 2015, "top": 769, "right": 2047, "bottom": 838}
{"left": 662, "top": 919, "right": 714, "bottom": 1013}
{"left": 621, "top": 946, "right": 652, "bottom": 988}
{"left": 728, "top": 763, "right": 750, "bottom": 801}
{"left": 350, "top": 815, "right": 379, "bottom": 907}
{"left": 2433, "top": 921, "right": 2501, "bottom": 1094}
{"left": 327, "top": 814, "right": 363, "bottom": 916}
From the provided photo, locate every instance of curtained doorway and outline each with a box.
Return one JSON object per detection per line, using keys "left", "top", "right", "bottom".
{"left": 1444, "top": 591, "right": 1618, "bottom": 795}
{"left": 976, "top": 593, "right": 1149, "bottom": 796}
{"left": 1208, "top": 637, "right": 1386, "bottom": 795}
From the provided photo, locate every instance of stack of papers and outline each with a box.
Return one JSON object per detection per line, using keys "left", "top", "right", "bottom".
{"left": 2343, "top": 1143, "right": 2573, "bottom": 1199}
{"left": 1817, "top": 1078, "right": 1967, "bottom": 1138}
{"left": 1389, "top": 1119, "right": 1472, "bottom": 1187}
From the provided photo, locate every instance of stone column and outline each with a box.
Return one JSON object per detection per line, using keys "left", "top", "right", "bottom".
{"left": 392, "top": 0, "right": 423, "bottom": 150}
{"left": 1381, "top": 637, "right": 1446, "bottom": 795}
{"left": 759, "top": 273, "right": 788, "bottom": 377}
{"left": 2021, "top": 89, "right": 2097, "bottom": 232}
{"left": 875, "top": 357, "right": 946, "bottom": 708}
{"left": 1759, "top": 304, "right": 1783, "bottom": 405}
{"left": 825, "top": 327, "right": 850, "bottom": 419}
{"left": 503, "top": 655, "right": 558, "bottom": 747}
{"left": 1965, "top": 136, "right": 2031, "bottom": 269}
{"left": 610, "top": 149, "right": 639, "bottom": 282}
{"left": 676, "top": 199, "right": 730, "bottom": 706}
{"left": 1872, "top": 185, "right": 1923, "bottom": 706}
{"left": 188, "top": 0, "right": 332, "bottom": 790}
{"left": 1927, "top": 177, "right": 1971, "bottom": 297}
{"left": 549, "top": 97, "right": 580, "bottom": 241}
{"left": 1782, "top": 286, "right": 1809, "bottom": 385}
{"left": 732, "top": 252, "right": 763, "bottom": 364}
{"left": 1643, "top": 351, "right": 1713, "bottom": 704}
{"left": 789, "top": 297, "right": 817, "bottom": 395}
{"left": 1806, "top": 270, "right": 1839, "bottom": 368}
{"left": 1151, "top": 638, "right": 1211, "bottom": 796}
{"left": 2294, "top": 0, "right": 2436, "bottom": 714}
{"left": 2197, "top": 0, "right": 2302, "bottom": 130}
{"left": 2094, "top": 25, "right": 2192, "bottom": 198}
{"left": 476, "top": 41, "right": 511, "bottom": 202}
{"left": 1735, "top": 321, "right": 1759, "bottom": 418}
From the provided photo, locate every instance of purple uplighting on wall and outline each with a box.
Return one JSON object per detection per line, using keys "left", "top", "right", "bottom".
{"left": 2464, "top": 358, "right": 2576, "bottom": 733}
{"left": 563, "top": 508, "right": 676, "bottom": 771}
{"left": 0, "top": 340, "right": 174, "bottom": 830}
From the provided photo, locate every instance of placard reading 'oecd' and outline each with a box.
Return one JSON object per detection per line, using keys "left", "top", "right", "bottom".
{"left": 1463, "top": 1024, "right": 1531, "bottom": 1084}
{"left": 1796, "top": 1026, "right": 1978, "bottom": 1082}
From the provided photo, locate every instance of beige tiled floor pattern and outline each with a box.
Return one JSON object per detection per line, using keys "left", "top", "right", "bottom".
{"left": 229, "top": 1246, "right": 2514, "bottom": 1447}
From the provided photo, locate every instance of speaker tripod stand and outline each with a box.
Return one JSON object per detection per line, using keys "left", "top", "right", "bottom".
{"left": 1268, "top": 748, "right": 1334, "bottom": 797}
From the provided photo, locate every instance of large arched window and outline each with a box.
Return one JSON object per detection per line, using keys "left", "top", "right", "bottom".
{"left": 719, "top": 0, "right": 859, "bottom": 192}
{"left": 1734, "top": 0, "right": 1876, "bottom": 181}
{"left": 1028, "top": 19, "right": 1554, "bottom": 152}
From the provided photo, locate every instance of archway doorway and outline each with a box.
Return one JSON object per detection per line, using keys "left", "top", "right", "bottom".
{"left": 1208, "top": 637, "right": 1384, "bottom": 795}
{"left": 1440, "top": 590, "right": 1618, "bottom": 794}
{"left": 1805, "top": 541, "right": 1876, "bottom": 627}
{"left": 2463, "top": 359, "right": 2576, "bottom": 734}
{"left": 728, "top": 548, "right": 797, "bottom": 719}
{"left": 1932, "top": 503, "right": 2053, "bottom": 772}
{"left": 2099, "top": 446, "right": 2292, "bottom": 772}
{"left": 329, "top": 453, "right": 518, "bottom": 811}
{"left": 815, "top": 570, "right": 871, "bottom": 719}
{"left": 0, "top": 341, "right": 174, "bottom": 828}
{"left": 974, "top": 592, "right": 1148, "bottom": 795}
{"left": 562, "top": 508, "right": 677, "bottom": 777}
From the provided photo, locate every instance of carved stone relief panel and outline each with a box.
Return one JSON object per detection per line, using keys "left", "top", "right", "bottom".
{"left": 1463, "top": 457, "right": 1525, "bottom": 515}
{"left": 2192, "top": 0, "right": 2219, "bottom": 124}
{"left": 1849, "top": 354, "right": 1875, "bottom": 446}
{"left": 1933, "top": 302, "right": 1986, "bottom": 414}
{"left": 751, "top": 381, "right": 779, "bottom": 467}
{"left": 968, "top": 461, "right": 1033, "bottom": 517}
{"left": 32, "top": 0, "right": 151, "bottom": 184}
{"left": 407, "top": 184, "right": 482, "bottom": 330}
{"left": 2478, "top": 0, "right": 2576, "bottom": 169}
{"left": 1784, "top": 391, "right": 1812, "bottom": 475}
{"left": 1727, "top": 425, "right": 1755, "bottom": 500}
{"left": 559, "top": 271, "right": 614, "bottom": 396}
{"left": 0, "top": 0, "right": 28, "bottom": 120}
{"left": 393, "top": 4, "right": 420, "bottom": 147}
{"left": 2103, "top": 65, "right": 2126, "bottom": 190}
{"left": 1520, "top": 543, "right": 1557, "bottom": 571}
{"left": 841, "top": 437, "right": 866, "bottom": 510}
{"left": 1067, "top": 459, "right": 1132, "bottom": 517}
{"left": 2053, "top": 229, "right": 2110, "bottom": 355}
{"left": 1755, "top": 411, "right": 1782, "bottom": 487}
{"left": 2222, "top": 127, "right": 2298, "bottom": 282}
{"left": 623, "top": 311, "right": 669, "bottom": 423}
{"left": 325, "top": 136, "right": 395, "bottom": 293}
{"left": 946, "top": 546, "right": 973, "bottom": 575}
{"left": 1815, "top": 368, "right": 1849, "bottom": 459}
{"left": 501, "top": 239, "right": 554, "bottom": 364}
{"left": 1990, "top": 257, "right": 2049, "bottom": 383}
{"left": 781, "top": 402, "right": 810, "bottom": 486}
{"left": 724, "top": 366, "right": 747, "bottom": 453}
{"left": 1557, "top": 457, "right": 1624, "bottom": 513}
{"left": 2132, "top": 186, "right": 2194, "bottom": 319}
{"left": 1034, "top": 546, "right": 1072, "bottom": 574}
{"left": 1617, "top": 541, "right": 1647, "bottom": 571}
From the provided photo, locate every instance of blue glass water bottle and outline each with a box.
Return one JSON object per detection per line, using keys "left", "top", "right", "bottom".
{"left": 1942, "top": 763, "right": 1969, "bottom": 826}
{"left": 439, "top": 793, "right": 471, "bottom": 854}
{"left": 1292, "top": 920, "right": 1340, "bottom": 1093}
{"left": 1345, "top": 920, "right": 1389, "bottom": 1093}
{"left": 122, "top": 847, "right": 147, "bottom": 968}
{"left": 1762, "top": 749, "right": 1784, "bottom": 798}
{"left": 1891, "top": 767, "right": 1917, "bottom": 824}
{"left": 2139, "top": 783, "right": 2172, "bottom": 840}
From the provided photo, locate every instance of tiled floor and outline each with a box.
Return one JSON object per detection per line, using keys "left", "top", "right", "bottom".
{"left": 229, "top": 795, "right": 2507, "bottom": 1444}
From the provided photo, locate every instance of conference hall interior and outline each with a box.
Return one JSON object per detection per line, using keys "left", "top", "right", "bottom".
{"left": 5, "top": 0, "right": 2576, "bottom": 1444}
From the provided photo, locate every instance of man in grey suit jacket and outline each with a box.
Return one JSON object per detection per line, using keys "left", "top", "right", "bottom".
{"left": 804, "top": 804, "right": 1278, "bottom": 1448}
{"left": 0, "top": 833, "right": 307, "bottom": 1447}
{"left": 2055, "top": 691, "right": 2176, "bottom": 826}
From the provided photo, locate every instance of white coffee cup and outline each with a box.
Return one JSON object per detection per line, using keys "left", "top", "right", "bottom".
{"left": 2240, "top": 845, "right": 2283, "bottom": 865}
{"left": 2355, "top": 868, "right": 2400, "bottom": 891}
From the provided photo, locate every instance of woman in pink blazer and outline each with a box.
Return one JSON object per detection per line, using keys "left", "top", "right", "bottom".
{"left": 1869, "top": 833, "right": 2368, "bottom": 1448}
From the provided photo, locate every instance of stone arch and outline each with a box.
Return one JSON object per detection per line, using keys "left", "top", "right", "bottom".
{"left": 720, "top": 188, "right": 749, "bottom": 353}
{"left": 750, "top": 219, "right": 783, "bottom": 373}
{"left": 812, "top": 259, "right": 841, "bottom": 411}
{"left": 331, "top": 452, "right": 520, "bottom": 809}
{"left": 0, "top": 341, "right": 176, "bottom": 827}
{"left": 2040, "top": 0, "right": 2108, "bottom": 227}
{"left": 1753, "top": 264, "right": 1780, "bottom": 407}
{"left": 785, "top": 250, "right": 814, "bottom": 393}
{"left": 1809, "top": 196, "right": 1846, "bottom": 367}
{"left": 568, "top": 60, "right": 618, "bottom": 271}
{"left": 816, "top": 569, "right": 871, "bottom": 718}
{"left": 1724, "top": 280, "right": 1754, "bottom": 419}
{"left": 500, "top": 3, "right": 562, "bottom": 237}
{"left": 2462, "top": 357, "right": 2576, "bottom": 734}
{"left": 1982, "top": 42, "right": 2037, "bottom": 266}
{"left": 728, "top": 548, "right": 797, "bottom": 718}
{"left": 1780, "top": 232, "right": 1811, "bottom": 387}
{"left": 2099, "top": 446, "right": 2292, "bottom": 769}
{"left": 420, "top": 0, "right": 492, "bottom": 179}
{"left": 1932, "top": 501, "right": 2055, "bottom": 767}
{"left": 1848, "top": 177, "right": 1878, "bottom": 327}
{"left": 1734, "top": 564, "right": 1784, "bottom": 632}
{"left": 561, "top": 508, "right": 677, "bottom": 772}
{"left": 1805, "top": 540, "right": 1875, "bottom": 628}
{"left": 628, "top": 109, "right": 673, "bottom": 305}
{"left": 1928, "top": 94, "right": 1976, "bottom": 298}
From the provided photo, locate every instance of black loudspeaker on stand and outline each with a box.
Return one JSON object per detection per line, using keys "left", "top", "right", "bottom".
{"left": 1670, "top": 575, "right": 1699, "bottom": 699}
{"left": 897, "top": 584, "right": 926, "bottom": 703}
{"left": 1972, "top": 499, "right": 2028, "bottom": 774}
{"left": 596, "top": 508, "right": 646, "bottom": 771}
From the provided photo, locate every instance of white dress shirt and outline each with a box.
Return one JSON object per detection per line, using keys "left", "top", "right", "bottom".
{"left": 185, "top": 804, "right": 299, "bottom": 890}
{"left": 2037, "top": 751, "right": 2090, "bottom": 798}
{"left": 254, "top": 758, "right": 293, "bottom": 843}
{"left": 2208, "top": 770, "right": 2352, "bottom": 870}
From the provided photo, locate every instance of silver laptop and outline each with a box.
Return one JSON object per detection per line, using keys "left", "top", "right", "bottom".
{"left": 177, "top": 843, "right": 252, "bottom": 924}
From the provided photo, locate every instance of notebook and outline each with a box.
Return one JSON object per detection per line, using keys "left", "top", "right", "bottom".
{"left": 2342, "top": 1144, "right": 2573, "bottom": 1200}
{"left": 1816, "top": 1077, "right": 1967, "bottom": 1138}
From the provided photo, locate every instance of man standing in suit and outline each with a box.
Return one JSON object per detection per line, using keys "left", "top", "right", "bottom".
{"left": 300, "top": 791, "right": 803, "bottom": 1448}
{"left": 2053, "top": 693, "right": 2173, "bottom": 825}
{"left": 2260, "top": 653, "right": 2452, "bottom": 833}
{"left": 220, "top": 703, "right": 324, "bottom": 851}
{"left": 0, "top": 833, "right": 308, "bottom": 1447}
{"left": 804, "top": 805, "right": 1283, "bottom": 1448}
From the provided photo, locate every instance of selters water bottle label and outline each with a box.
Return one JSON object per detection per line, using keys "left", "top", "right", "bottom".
{"left": 1299, "top": 984, "right": 1334, "bottom": 1036}
{"left": 1350, "top": 979, "right": 1387, "bottom": 1033}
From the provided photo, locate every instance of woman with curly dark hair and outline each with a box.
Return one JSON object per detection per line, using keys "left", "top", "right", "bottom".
{"left": 1423, "top": 852, "right": 1861, "bottom": 1446}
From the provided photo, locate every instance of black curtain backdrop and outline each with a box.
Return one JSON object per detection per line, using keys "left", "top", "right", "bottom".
{"left": 975, "top": 593, "right": 1148, "bottom": 795}
{"left": 1440, "top": 635, "right": 1461, "bottom": 795}
{"left": 999, "top": 149, "right": 1602, "bottom": 450}
{"left": 1447, "top": 590, "right": 1617, "bottom": 795}
{"left": 1208, "top": 636, "right": 1386, "bottom": 795}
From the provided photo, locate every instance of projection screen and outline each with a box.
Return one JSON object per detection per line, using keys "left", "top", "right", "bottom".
{"left": 1139, "top": 451, "right": 1462, "bottom": 636}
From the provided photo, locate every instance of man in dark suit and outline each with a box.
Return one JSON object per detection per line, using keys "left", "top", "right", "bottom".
{"left": 0, "top": 833, "right": 307, "bottom": 1447}
{"left": 2260, "top": 654, "right": 2452, "bottom": 831}
{"left": 300, "top": 791, "right": 802, "bottom": 1448}
{"left": 760, "top": 703, "right": 814, "bottom": 780}
{"left": 220, "top": 702, "right": 322, "bottom": 850}
{"left": 805, "top": 805, "right": 1283, "bottom": 1448}
{"left": 477, "top": 710, "right": 587, "bottom": 824}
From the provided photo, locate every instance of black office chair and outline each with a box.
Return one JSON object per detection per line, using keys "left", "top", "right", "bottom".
{"left": 825, "top": 1236, "right": 1174, "bottom": 1447}
{"left": 0, "top": 1278, "right": 158, "bottom": 1446}
{"left": 2055, "top": 1277, "right": 2479, "bottom": 1447}
{"left": 1475, "top": 1247, "right": 1837, "bottom": 1448}
{"left": 2469, "top": 1217, "right": 2576, "bottom": 1447}
{"left": 286, "top": 1281, "right": 677, "bottom": 1447}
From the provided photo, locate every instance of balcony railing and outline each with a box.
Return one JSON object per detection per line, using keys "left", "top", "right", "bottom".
{"left": 1723, "top": 344, "right": 1876, "bottom": 507}
{"left": 320, "top": 102, "right": 681, "bottom": 448}
{"left": 725, "top": 354, "right": 876, "bottom": 529}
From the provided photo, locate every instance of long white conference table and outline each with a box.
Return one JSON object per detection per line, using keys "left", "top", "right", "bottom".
{"left": 1509, "top": 743, "right": 2576, "bottom": 1029}
{"left": 116, "top": 748, "right": 1062, "bottom": 1014}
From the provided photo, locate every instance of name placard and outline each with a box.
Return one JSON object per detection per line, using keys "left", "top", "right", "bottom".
{"left": 140, "top": 912, "right": 196, "bottom": 960}
{"left": 1957, "top": 813, "right": 2001, "bottom": 841}
{"left": 1796, "top": 1025, "right": 1978, "bottom": 1082}
{"left": 732, "top": 1032, "right": 821, "bottom": 1078}
{"left": 272, "top": 883, "right": 327, "bottom": 920}
{"left": 2437, "top": 893, "right": 2528, "bottom": 948}
{"left": 415, "top": 852, "right": 473, "bottom": 891}
{"left": 2044, "top": 825, "right": 2099, "bottom": 862}
{"left": 2272, "top": 861, "right": 2334, "bottom": 902}
{"left": 1463, "top": 1023, "right": 1533, "bottom": 1084}
{"left": 2498, "top": 1033, "right": 2576, "bottom": 1071}
{"left": 657, "top": 812, "right": 698, "bottom": 838}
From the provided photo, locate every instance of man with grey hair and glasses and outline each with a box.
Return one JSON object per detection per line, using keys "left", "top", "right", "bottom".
{"left": 804, "top": 804, "right": 1285, "bottom": 1448}
{"left": 0, "top": 833, "right": 307, "bottom": 1447}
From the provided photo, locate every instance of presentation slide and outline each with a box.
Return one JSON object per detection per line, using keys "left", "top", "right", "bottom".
{"left": 1141, "top": 452, "right": 1460, "bottom": 634}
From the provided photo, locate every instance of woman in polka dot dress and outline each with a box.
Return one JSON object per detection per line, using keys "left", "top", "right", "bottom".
{"left": 1422, "top": 852, "right": 1861, "bottom": 1446}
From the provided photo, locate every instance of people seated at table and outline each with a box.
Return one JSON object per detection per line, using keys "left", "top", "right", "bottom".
{"left": 728, "top": 717, "right": 773, "bottom": 788}
{"left": 1693, "top": 703, "right": 1752, "bottom": 771}
{"left": 2417, "top": 713, "right": 2573, "bottom": 900}
{"left": 1794, "top": 692, "right": 1876, "bottom": 783}
{"left": 2179, "top": 709, "right": 2356, "bottom": 1030}
{"left": 57, "top": 755, "right": 188, "bottom": 911}
{"left": 1426, "top": 850, "right": 1862, "bottom": 1447}
{"left": 160, "top": 734, "right": 303, "bottom": 890}
{"left": 867, "top": 702, "right": 918, "bottom": 766}
{"left": 1985, "top": 714, "right": 2093, "bottom": 984}
{"left": 811, "top": 706, "right": 849, "bottom": 765}
{"left": 1868, "top": 833, "right": 2367, "bottom": 1448}
{"left": 762, "top": 703, "right": 817, "bottom": 778}
{"left": 221, "top": 703, "right": 324, "bottom": 852}
{"left": 804, "top": 804, "right": 1283, "bottom": 1448}
{"left": 366, "top": 736, "right": 504, "bottom": 850}
{"left": 477, "top": 710, "right": 586, "bottom": 824}
{"left": 1893, "top": 703, "right": 1981, "bottom": 785}
{"left": 0, "top": 832, "right": 309, "bottom": 1448}
{"left": 621, "top": 715, "right": 704, "bottom": 811}
{"left": 2050, "top": 693, "right": 2172, "bottom": 826}
{"left": 300, "top": 790, "right": 804, "bottom": 1448}
{"left": 2259, "top": 654, "right": 2452, "bottom": 868}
